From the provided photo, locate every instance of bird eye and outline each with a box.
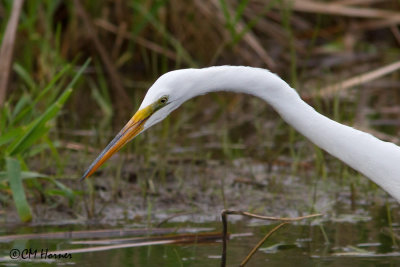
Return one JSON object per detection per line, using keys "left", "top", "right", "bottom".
{"left": 159, "top": 96, "right": 168, "bottom": 104}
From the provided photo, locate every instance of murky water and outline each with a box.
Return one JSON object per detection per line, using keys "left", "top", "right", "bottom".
{"left": 2, "top": 156, "right": 400, "bottom": 266}
{"left": 3, "top": 147, "right": 400, "bottom": 266}
{"left": 1, "top": 212, "right": 400, "bottom": 267}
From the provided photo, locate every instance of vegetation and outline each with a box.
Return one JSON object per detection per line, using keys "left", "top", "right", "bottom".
{"left": 0, "top": 0, "right": 399, "bottom": 223}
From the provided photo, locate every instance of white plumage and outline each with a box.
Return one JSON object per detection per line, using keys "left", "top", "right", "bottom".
{"left": 82, "top": 66, "right": 400, "bottom": 202}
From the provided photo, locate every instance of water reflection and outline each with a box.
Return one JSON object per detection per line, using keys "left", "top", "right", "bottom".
{"left": 1, "top": 210, "right": 399, "bottom": 266}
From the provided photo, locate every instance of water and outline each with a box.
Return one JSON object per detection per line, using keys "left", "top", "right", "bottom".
{"left": 2, "top": 157, "right": 400, "bottom": 266}
{"left": 1, "top": 213, "right": 400, "bottom": 266}
{"left": 2, "top": 151, "right": 400, "bottom": 266}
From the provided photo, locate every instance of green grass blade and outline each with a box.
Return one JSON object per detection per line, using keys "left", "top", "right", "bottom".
{"left": 33, "top": 64, "right": 71, "bottom": 105}
{"left": 7, "top": 90, "right": 71, "bottom": 155}
{"left": 11, "top": 94, "right": 30, "bottom": 121}
{"left": 131, "top": 0, "right": 166, "bottom": 36}
{"left": 91, "top": 85, "right": 112, "bottom": 118}
{"left": 131, "top": 3, "right": 197, "bottom": 67}
{"left": 7, "top": 59, "right": 91, "bottom": 156}
{"left": 219, "top": 0, "right": 234, "bottom": 37}
{"left": 63, "top": 58, "right": 91, "bottom": 95}
{"left": 0, "top": 105, "right": 8, "bottom": 133}
{"left": 0, "top": 170, "right": 48, "bottom": 182}
{"left": 6, "top": 157, "right": 32, "bottom": 222}
{"left": 234, "top": 0, "right": 250, "bottom": 25}
{"left": 0, "top": 127, "right": 23, "bottom": 146}
{"left": 233, "top": 0, "right": 278, "bottom": 44}
{"left": 46, "top": 178, "right": 75, "bottom": 206}
{"left": 0, "top": 170, "right": 75, "bottom": 207}
{"left": 13, "top": 63, "right": 37, "bottom": 91}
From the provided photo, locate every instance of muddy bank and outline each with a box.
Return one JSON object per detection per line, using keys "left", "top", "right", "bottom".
{"left": 2, "top": 152, "right": 396, "bottom": 227}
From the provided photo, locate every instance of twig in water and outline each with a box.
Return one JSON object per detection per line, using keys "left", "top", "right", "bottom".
{"left": 240, "top": 222, "right": 288, "bottom": 266}
{"left": 220, "top": 209, "right": 322, "bottom": 267}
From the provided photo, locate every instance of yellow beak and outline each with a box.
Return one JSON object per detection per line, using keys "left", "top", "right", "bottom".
{"left": 81, "top": 105, "right": 154, "bottom": 180}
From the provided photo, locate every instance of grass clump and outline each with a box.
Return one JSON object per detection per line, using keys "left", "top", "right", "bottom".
{"left": 0, "top": 59, "right": 90, "bottom": 222}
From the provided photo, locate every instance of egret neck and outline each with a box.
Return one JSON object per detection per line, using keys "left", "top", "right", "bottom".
{"left": 82, "top": 66, "right": 400, "bottom": 202}
{"left": 192, "top": 67, "right": 400, "bottom": 201}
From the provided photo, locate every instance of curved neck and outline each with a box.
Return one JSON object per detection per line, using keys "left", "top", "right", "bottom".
{"left": 195, "top": 67, "right": 299, "bottom": 108}
{"left": 192, "top": 66, "right": 400, "bottom": 201}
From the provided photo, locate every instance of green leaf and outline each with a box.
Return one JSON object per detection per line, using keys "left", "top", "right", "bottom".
{"left": 131, "top": 3, "right": 197, "bottom": 67}
{"left": 33, "top": 64, "right": 71, "bottom": 105}
{"left": 11, "top": 65, "right": 71, "bottom": 127}
{"left": 0, "top": 170, "right": 48, "bottom": 182}
{"left": 0, "top": 102, "right": 12, "bottom": 130}
{"left": 0, "top": 170, "right": 74, "bottom": 205}
{"left": 46, "top": 179, "right": 75, "bottom": 206}
{"left": 13, "top": 63, "right": 37, "bottom": 91}
{"left": 7, "top": 59, "right": 91, "bottom": 156}
{"left": 91, "top": 85, "right": 112, "bottom": 117}
{"left": 6, "top": 157, "right": 32, "bottom": 222}
{"left": 234, "top": 0, "right": 250, "bottom": 25}
{"left": 7, "top": 88, "right": 69, "bottom": 155}
{"left": 11, "top": 94, "right": 31, "bottom": 121}
{"left": 0, "top": 127, "right": 23, "bottom": 147}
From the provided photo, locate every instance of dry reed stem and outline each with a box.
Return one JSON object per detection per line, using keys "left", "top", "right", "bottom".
{"left": 390, "top": 26, "right": 400, "bottom": 46}
{"left": 203, "top": 0, "right": 276, "bottom": 69}
{"left": 333, "top": 0, "right": 400, "bottom": 31}
{"left": 59, "top": 141, "right": 97, "bottom": 153}
{"left": 0, "top": 0, "right": 24, "bottom": 107}
{"left": 285, "top": 0, "right": 400, "bottom": 30}
{"left": 70, "top": 232, "right": 222, "bottom": 245}
{"left": 333, "top": 0, "right": 390, "bottom": 6}
{"left": 112, "top": 22, "right": 127, "bottom": 60}
{"left": 243, "top": 10, "right": 306, "bottom": 54}
{"left": 290, "top": 0, "right": 400, "bottom": 20}
{"left": 94, "top": 19, "right": 178, "bottom": 62}
{"left": 312, "top": 60, "right": 400, "bottom": 99}
{"left": 0, "top": 231, "right": 223, "bottom": 261}
{"left": 23, "top": 240, "right": 176, "bottom": 258}
{"left": 74, "top": 0, "right": 132, "bottom": 118}
{"left": 0, "top": 227, "right": 213, "bottom": 241}
{"left": 356, "top": 18, "right": 400, "bottom": 31}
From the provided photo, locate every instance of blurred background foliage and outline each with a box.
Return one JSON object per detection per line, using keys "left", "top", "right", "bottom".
{"left": 0, "top": 0, "right": 400, "bottom": 222}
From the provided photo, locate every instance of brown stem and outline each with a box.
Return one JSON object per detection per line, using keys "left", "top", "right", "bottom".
{"left": 220, "top": 209, "right": 322, "bottom": 266}
{"left": 240, "top": 222, "right": 288, "bottom": 266}
{"left": 0, "top": 0, "right": 25, "bottom": 108}
{"left": 221, "top": 210, "right": 228, "bottom": 267}
{"left": 74, "top": 0, "right": 132, "bottom": 119}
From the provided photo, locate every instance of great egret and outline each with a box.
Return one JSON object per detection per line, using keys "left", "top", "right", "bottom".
{"left": 81, "top": 66, "right": 400, "bottom": 202}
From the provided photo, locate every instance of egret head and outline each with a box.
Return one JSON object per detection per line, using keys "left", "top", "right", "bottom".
{"left": 139, "top": 70, "right": 194, "bottom": 130}
{"left": 81, "top": 69, "right": 195, "bottom": 180}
